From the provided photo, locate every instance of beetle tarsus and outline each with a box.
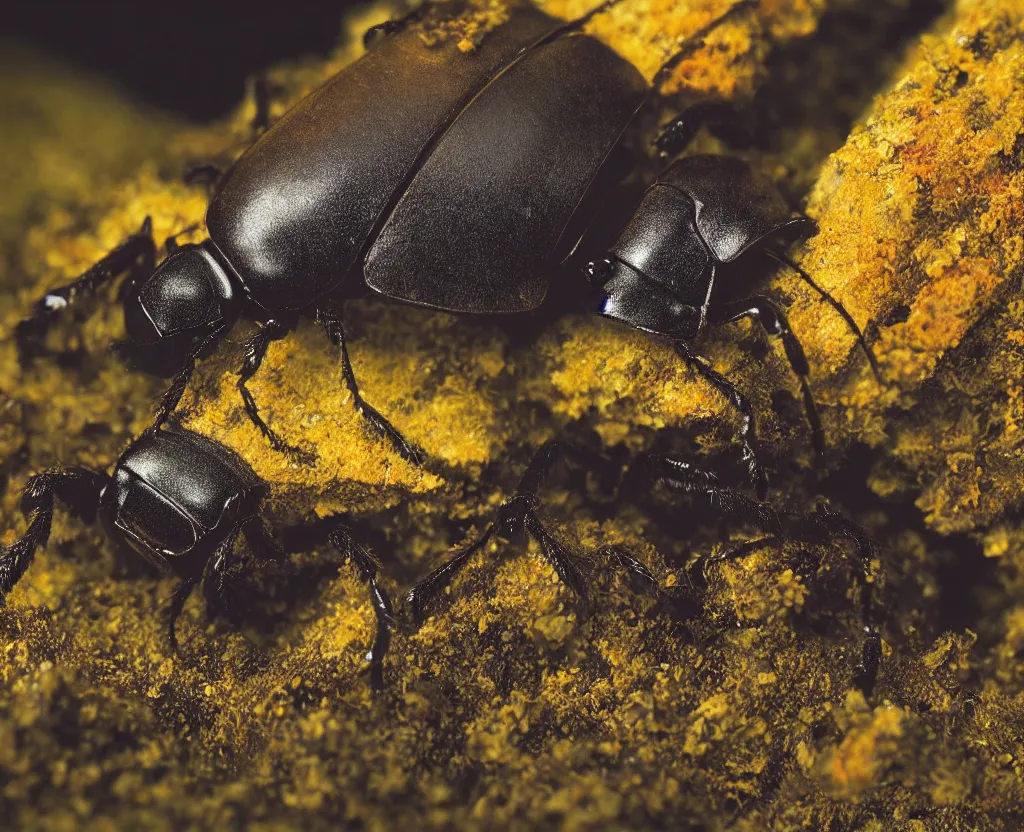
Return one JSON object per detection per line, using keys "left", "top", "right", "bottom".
{"left": 408, "top": 496, "right": 589, "bottom": 622}
{"left": 853, "top": 627, "right": 883, "bottom": 698}
{"left": 407, "top": 524, "right": 496, "bottom": 623}
{"left": 707, "top": 504, "right": 877, "bottom": 601}
{"left": 711, "top": 295, "right": 825, "bottom": 459}
{"left": 201, "top": 524, "right": 244, "bottom": 624}
{"left": 649, "top": 455, "right": 782, "bottom": 538}
{"left": 148, "top": 329, "right": 221, "bottom": 436}
{"left": 525, "top": 509, "right": 590, "bottom": 617}
{"left": 792, "top": 503, "right": 878, "bottom": 622}
{"left": 672, "top": 341, "right": 769, "bottom": 499}
{"left": 242, "top": 516, "right": 288, "bottom": 562}
{"left": 275, "top": 512, "right": 395, "bottom": 689}
{"left": 704, "top": 503, "right": 882, "bottom": 687}
{"left": 598, "top": 545, "right": 660, "bottom": 594}
{"left": 327, "top": 523, "right": 395, "bottom": 692}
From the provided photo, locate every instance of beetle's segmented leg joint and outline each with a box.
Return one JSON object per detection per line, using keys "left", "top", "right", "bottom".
{"left": 0, "top": 467, "right": 106, "bottom": 598}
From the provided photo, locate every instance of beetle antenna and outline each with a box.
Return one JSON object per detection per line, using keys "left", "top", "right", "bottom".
{"left": 764, "top": 249, "right": 883, "bottom": 384}
{"left": 653, "top": 0, "right": 759, "bottom": 90}
{"left": 0, "top": 468, "right": 106, "bottom": 596}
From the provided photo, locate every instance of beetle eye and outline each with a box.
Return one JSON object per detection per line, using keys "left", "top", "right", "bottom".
{"left": 116, "top": 481, "right": 197, "bottom": 558}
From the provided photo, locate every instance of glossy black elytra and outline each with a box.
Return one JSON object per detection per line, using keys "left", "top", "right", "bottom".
{"left": 0, "top": 425, "right": 396, "bottom": 688}
{"left": 15, "top": 2, "right": 878, "bottom": 528}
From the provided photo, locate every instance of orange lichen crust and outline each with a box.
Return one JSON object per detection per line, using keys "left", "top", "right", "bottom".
{"left": 542, "top": 0, "right": 825, "bottom": 100}
{"left": 3, "top": 0, "right": 1024, "bottom": 829}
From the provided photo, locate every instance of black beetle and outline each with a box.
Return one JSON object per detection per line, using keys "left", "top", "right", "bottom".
{"left": 0, "top": 424, "right": 395, "bottom": 688}
{"left": 16, "top": 0, "right": 876, "bottom": 491}
{"left": 585, "top": 152, "right": 882, "bottom": 495}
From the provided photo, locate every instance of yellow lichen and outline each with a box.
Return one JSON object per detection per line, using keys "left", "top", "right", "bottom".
{"left": 3, "top": 0, "right": 1024, "bottom": 828}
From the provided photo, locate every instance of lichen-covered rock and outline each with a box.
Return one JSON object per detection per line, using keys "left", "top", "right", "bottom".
{"left": 2, "top": 0, "right": 1024, "bottom": 829}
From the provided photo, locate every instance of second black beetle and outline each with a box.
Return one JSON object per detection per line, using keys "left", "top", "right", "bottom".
{"left": 17, "top": 0, "right": 877, "bottom": 494}
{"left": 0, "top": 424, "right": 396, "bottom": 687}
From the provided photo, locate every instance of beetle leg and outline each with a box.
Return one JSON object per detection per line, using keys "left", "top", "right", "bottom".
{"left": 785, "top": 504, "right": 879, "bottom": 634}
{"left": 16, "top": 217, "right": 156, "bottom": 366}
{"left": 362, "top": 18, "right": 408, "bottom": 50}
{"left": 0, "top": 467, "right": 107, "bottom": 598}
{"left": 409, "top": 496, "right": 591, "bottom": 619}
{"left": 672, "top": 341, "right": 769, "bottom": 499}
{"left": 251, "top": 73, "right": 272, "bottom": 134}
{"left": 764, "top": 247, "right": 884, "bottom": 384}
{"left": 275, "top": 512, "right": 396, "bottom": 689}
{"left": 407, "top": 523, "right": 498, "bottom": 623}
{"left": 144, "top": 325, "right": 224, "bottom": 439}
{"left": 162, "top": 224, "right": 200, "bottom": 257}
{"left": 182, "top": 162, "right": 224, "bottom": 191}
{"left": 854, "top": 628, "right": 884, "bottom": 699}
{"left": 361, "top": 0, "right": 439, "bottom": 51}
{"left": 200, "top": 523, "right": 246, "bottom": 626}
{"left": 711, "top": 295, "right": 824, "bottom": 459}
{"left": 167, "top": 574, "right": 200, "bottom": 654}
{"left": 654, "top": 100, "right": 736, "bottom": 157}
{"left": 597, "top": 545, "right": 660, "bottom": 592}
{"left": 523, "top": 510, "right": 590, "bottom": 617}
{"left": 326, "top": 522, "right": 396, "bottom": 692}
{"left": 408, "top": 441, "right": 598, "bottom": 622}
{"left": 316, "top": 303, "right": 424, "bottom": 465}
{"left": 235, "top": 320, "right": 317, "bottom": 464}
{"left": 792, "top": 507, "right": 883, "bottom": 699}
{"left": 647, "top": 454, "right": 782, "bottom": 536}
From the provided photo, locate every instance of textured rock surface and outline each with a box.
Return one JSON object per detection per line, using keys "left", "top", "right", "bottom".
{"left": 3, "top": 0, "right": 1024, "bottom": 828}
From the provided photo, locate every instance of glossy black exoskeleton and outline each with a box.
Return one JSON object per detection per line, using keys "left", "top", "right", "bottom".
{"left": 15, "top": 0, "right": 879, "bottom": 605}
{"left": 16, "top": 0, "right": 648, "bottom": 467}
{"left": 585, "top": 152, "right": 883, "bottom": 497}
{"left": 0, "top": 425, "right": 395, "bottom": 688}
{"left": 16, "top": 0, "right": 876, "bottom": 473}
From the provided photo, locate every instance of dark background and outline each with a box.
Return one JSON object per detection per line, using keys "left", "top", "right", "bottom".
{"left": 1, "top": 1, "right": 376, "bottom": 121}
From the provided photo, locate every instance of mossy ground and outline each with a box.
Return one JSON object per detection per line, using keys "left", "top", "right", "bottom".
{"left": 2, "top": 0, "right": 1023, "bottom": 829}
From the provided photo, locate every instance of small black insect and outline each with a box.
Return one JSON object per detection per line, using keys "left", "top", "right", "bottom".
{"left": 0, "top": 425, "right": 395, "bottom": 688}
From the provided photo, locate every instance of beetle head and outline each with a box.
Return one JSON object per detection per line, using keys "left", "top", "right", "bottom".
{"left": 121, "top": 243, "right": 242, "bottom": 376}
{"left": 101, "top": 425, "right": 263, "bottom": 579}
{"left": 587, "top": 257, "right": 702, "bottom": 340}
{"left": 104, "top": 465, "right": 203, "bottom": 573}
